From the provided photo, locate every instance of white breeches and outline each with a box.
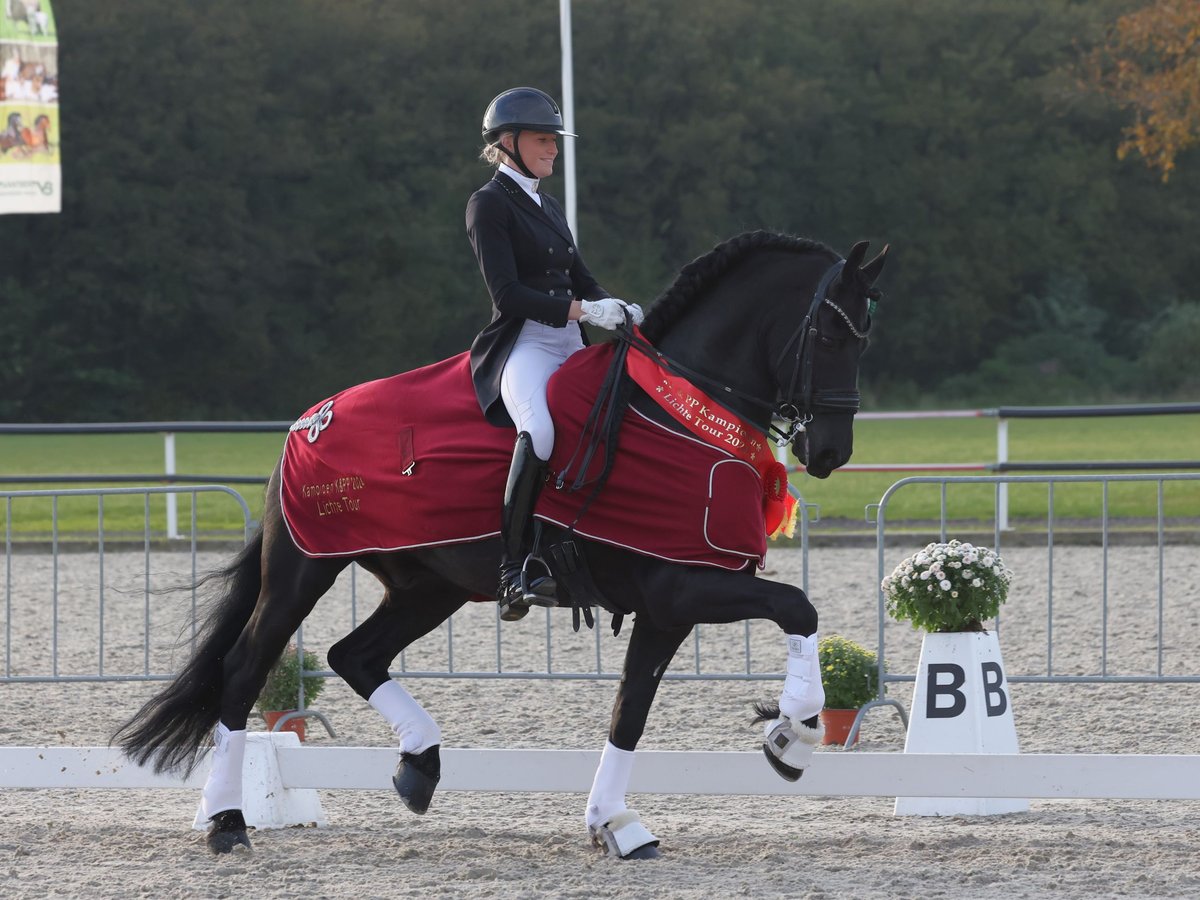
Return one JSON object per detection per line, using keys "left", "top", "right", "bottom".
{"left": 500, "top": 320, "right": 584, "bottom": 460}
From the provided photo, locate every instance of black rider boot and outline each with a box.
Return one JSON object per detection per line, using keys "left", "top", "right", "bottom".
{"left": 497, "top": 432, "right": 557, "bottom": 622}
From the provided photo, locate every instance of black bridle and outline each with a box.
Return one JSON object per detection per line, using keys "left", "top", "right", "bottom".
{"left": 618, "top": 257, "right": 872, "bottom": 446}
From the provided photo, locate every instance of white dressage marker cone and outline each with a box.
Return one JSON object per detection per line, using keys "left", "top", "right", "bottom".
{"left": 193, "top": 731, "right": 327, "bottom": 831}
{"left": 895, "top": 631, "right": 1029, "bottom": 817}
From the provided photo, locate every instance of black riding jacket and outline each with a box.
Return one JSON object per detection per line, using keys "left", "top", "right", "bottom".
{"left": 466, "top": 172, "right": 609, "bottom": 427}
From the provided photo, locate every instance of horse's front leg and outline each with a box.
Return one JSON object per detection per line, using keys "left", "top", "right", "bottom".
{"left": 587, "top": 617, "right": 690, "bottom": 860}
{"left": 651, "top": 567, "right": 826, "bottom": 782}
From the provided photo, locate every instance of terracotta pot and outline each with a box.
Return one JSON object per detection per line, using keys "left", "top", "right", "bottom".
{"left": 820, "top": 707, "right": 860, "bottom": 746}
{"left": 263, "top": 710, "right": 306, "bottom": 741}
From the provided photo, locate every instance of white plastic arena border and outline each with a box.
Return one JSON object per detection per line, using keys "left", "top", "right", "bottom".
{"left": 3, "top": 744, "right": 1200, "bottom": 801}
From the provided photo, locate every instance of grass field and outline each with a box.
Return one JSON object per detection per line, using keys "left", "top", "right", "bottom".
{"left": 1, "top": 416, "right": 1197, "bottom": 536}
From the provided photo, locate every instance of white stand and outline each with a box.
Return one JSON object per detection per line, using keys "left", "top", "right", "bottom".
{"left": 193, "top": 732, "right": 327, "bottom": 831}
{"left": 894, "top": 631, "right": 1029, "bottom": 817}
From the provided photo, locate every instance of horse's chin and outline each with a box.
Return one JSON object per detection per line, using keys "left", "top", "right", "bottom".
{"left": 792, "top": 436, "right": 832, "bottom": 479}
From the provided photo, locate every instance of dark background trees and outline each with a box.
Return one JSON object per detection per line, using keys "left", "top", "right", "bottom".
{"left": 3, "top": 0, "right": 1197, "bottom": 420}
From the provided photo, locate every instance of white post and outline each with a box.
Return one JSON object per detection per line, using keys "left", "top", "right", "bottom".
{"left": 996, "top": 418, "right": 1009, "bottom": 531}
{"left": 164, "top": 432, "right": 179, "bottom": 540}
{"left": 559, "top": 0, "right": 577, "bottom": 239}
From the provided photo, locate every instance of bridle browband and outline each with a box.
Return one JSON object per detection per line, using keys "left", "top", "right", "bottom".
{"left": 617, "top": 257, "right": 871, "bottom": 446}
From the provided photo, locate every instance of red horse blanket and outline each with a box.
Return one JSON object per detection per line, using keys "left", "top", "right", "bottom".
{"left": 280, "top": 346, "right": 777, "bottom": 570}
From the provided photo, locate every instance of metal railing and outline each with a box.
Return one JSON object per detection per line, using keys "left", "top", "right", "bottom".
{"left": 841, "top": 472, "right": 1200, "bottom": 743}
{"left": 2, "top": 485, "right": 253, "bottom": 682}
{"left": 3, "top": 476, "right": 1197, "bottom": 748}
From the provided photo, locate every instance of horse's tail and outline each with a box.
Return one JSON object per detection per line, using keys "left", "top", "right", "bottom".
{"left": 111, "top": 528, "right": 265, "bottom": 776}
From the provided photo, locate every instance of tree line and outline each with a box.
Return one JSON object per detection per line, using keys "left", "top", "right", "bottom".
{"left": 2, "top": 0, "right": 1197, "bottom": 421}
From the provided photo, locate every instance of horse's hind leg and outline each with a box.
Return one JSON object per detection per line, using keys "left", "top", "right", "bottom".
{"left": 328, "top": 561, "right": 470, "bottom": 815}
{"left": 203, "top": 526, "right": 347, "bottom": 853}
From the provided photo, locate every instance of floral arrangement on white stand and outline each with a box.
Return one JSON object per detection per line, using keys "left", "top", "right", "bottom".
{"left": 882, "top": 539, "right": 1013, "bottom": 633}
{"left": 882, "top": 539, "right": 1025, "bottom": 817}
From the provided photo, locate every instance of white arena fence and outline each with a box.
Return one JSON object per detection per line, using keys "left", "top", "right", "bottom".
{"left": 5, "top": 400, "right": 1198, "bottom": 534}
{"left": 4, "top": 742, "right": 1200, "bottom": 800}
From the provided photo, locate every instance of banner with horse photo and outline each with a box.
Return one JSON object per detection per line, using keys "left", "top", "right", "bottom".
{"left": 1, "top": 0, "right": 59, "bottom": 214}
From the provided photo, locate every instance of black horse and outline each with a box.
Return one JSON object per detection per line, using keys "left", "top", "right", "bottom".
{"left": 114, "top": 230, "right": 887, "bottom": 858}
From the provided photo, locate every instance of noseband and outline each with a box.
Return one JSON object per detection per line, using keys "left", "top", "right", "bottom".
{"left": 617, "top": 257, "right": 872, "bottom": 447}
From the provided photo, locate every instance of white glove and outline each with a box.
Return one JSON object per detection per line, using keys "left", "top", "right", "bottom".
{"left": 618, "top": 300, "right": 645, "bottom": 326}
{"left": 580, "top": 297, "right": 626, "bottom": 330}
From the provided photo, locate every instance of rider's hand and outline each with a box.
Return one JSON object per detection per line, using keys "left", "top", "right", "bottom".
{"left": 618, "top": 300, "right": 645, "bottom": 326}
{"left": 580, "top": 297, "right": 626, "bottom": 330}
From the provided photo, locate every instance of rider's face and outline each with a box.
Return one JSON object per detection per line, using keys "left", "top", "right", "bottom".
{"left": 505, "top": 130, "right": 558, "bottom": 179}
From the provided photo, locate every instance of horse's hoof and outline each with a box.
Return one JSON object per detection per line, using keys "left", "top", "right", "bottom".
{"left": 621, "top": 843, "right": 661, "bottom": 860}
{"left": 393, "top": 744, "right": 441, "bottom": 815}
{"left": 589, "top": 810, "right": 660, "bottom": 860}
{"left": 761, "top": 742, "right": 804, "bottom": 782}
{"left": 206, "top": 809, "right": 252, "bottom": 854}
{"left": 760, "top": 716, "right": 821, "bottom": 782}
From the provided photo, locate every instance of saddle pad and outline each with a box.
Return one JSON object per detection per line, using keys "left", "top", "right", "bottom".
{"left": 535, "top": 345, "right": 766, "bottom": 570}
{"left": 280, "top": 345, "right": 767, "bottom": 570}
{"left": 280, "top": 353, "right": 511, "bottom": 556}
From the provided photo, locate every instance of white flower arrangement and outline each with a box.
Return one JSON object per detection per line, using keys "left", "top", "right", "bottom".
{"left": 881, "top": 539, "right": 1013, "bottom": 633}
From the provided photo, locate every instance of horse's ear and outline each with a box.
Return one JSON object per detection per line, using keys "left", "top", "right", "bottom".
{"left": 845, "top": 241, "right": 869, "bottom": 272}
{"left": 861, "top": 244, "right": 889, "bottom": 285}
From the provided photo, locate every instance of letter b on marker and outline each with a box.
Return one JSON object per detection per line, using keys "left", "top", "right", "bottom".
{"left": 926, "top": 663, "right": 966, "bottom": 718}
{"left": 981, "top": 661, "right": 1008, "bottom": 717}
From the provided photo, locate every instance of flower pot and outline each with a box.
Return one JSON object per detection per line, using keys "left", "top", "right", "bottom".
{"left": 820, "top": 708, "right": 861, "bottom": 746}
{"left": 263, "top": 710, "right": 306, "bottom": 741}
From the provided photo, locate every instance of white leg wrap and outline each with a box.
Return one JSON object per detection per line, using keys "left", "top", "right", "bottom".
{"left": 585, "top": 741, "right": 635, "bottom": 830}
{"left": 369, "top": 680, "right": 441, "bottom": 755}
{"left": 778, "top": 633, "right": 825, "bottom": 724}
{"left": 200, "top": 723, "right": 246, "bottom": 819}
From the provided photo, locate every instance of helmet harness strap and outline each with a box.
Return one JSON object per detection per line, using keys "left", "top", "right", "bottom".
{"left": 497, "top": 128, "right": 538, "bottom": 179}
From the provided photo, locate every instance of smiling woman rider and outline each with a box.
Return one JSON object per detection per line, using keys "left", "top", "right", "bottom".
{"left": 465, "top": 86, "right": 642, "bottom": 622}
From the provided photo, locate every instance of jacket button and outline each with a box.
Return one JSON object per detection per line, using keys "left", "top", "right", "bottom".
{"left": 545, "top": 270, "right": 551, "bottom": 275}
{"left": 548, "top": 290, "right": 555, "bottom": 296}
{"left": 566, "top": 289, "right": 573, "bottom": 297}
{"left": 548, "top": 247, "right": 555, "bottom": 253}
{"left": 568, "top": 246, "right": 575, "bottom": 254}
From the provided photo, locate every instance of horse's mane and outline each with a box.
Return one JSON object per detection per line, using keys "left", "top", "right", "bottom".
{"left": 641, "top": 231, "right": 837, "bottom": 343}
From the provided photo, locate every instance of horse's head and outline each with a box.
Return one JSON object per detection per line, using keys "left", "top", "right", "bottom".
{"left": 780, "top": 240, "right": 888, "bottom": 478}
{"left": 640, "top": 231, "right": 887, "bottom": 480}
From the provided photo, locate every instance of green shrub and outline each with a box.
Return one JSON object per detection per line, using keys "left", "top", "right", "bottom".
{"left": 256, "top": 644, "right": 325, "bottom": 713}
{"left": 818, "top": 634, "right": 882, "bottom": 710}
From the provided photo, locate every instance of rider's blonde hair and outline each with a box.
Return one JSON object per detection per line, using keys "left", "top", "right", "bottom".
{"left": 479, "top": 130, "right": 514, "bottom": 166}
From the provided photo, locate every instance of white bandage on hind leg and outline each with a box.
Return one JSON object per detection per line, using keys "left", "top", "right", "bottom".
{"left": 586, "top": 741, "right": 635, "bottom": 830}
{"left": 779, "top": 633, "right": 825, "bottom": 724}
{"left": 200, "top": 722, "right": 247, "bottom": 819}
{"left": 369, "top": 680, "right": 441, "bottom": 755}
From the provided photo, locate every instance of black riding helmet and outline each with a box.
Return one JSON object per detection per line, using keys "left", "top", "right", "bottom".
{"left": 482, "top": 87, "right": 576, "bottom": 178}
